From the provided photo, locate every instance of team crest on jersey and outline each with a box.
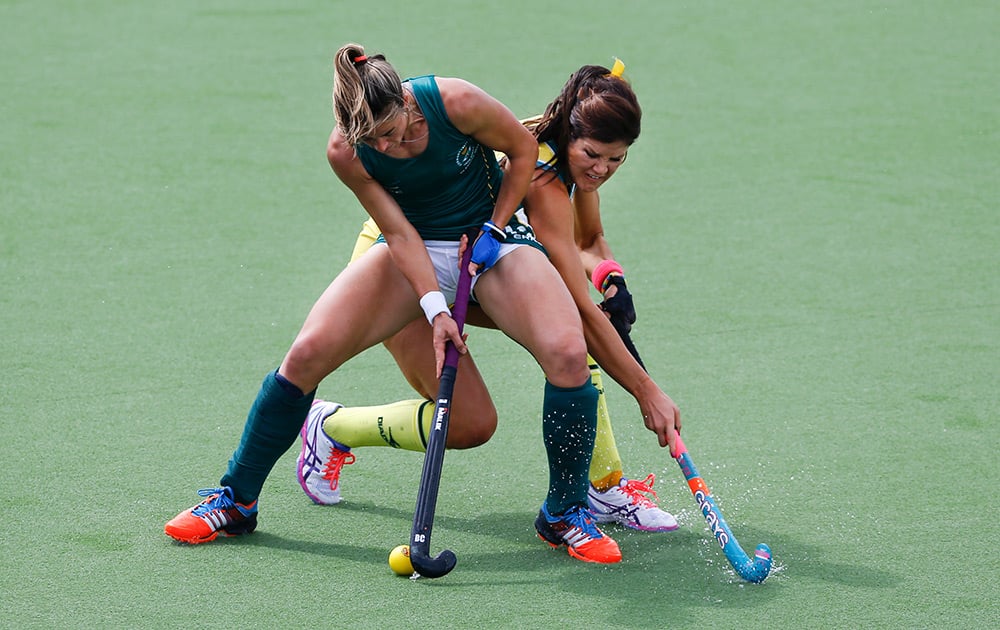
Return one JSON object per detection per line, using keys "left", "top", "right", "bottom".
{"left": 455, "top": 141, "right": 476, "bottom": 173}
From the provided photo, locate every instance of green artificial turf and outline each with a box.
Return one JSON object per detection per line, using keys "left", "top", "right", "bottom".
{"left": 2, "top": 1, "right": 997, "bottom": 628}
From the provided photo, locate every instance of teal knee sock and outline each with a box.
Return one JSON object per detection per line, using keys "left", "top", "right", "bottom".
{"left": 542, "top": 379, "right": 599, "bottom": 515}
{"left": 221, "top": 369, "right": 315, "bottom": 503}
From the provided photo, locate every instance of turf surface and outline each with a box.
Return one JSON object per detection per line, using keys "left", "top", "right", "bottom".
{"left": 2, "top": 1, "right": 997, "bottom": 628}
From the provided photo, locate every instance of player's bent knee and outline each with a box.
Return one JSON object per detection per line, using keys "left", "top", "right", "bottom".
{"left": 538, "top": 334, "right": 590, "bottom": 386}
{"left": 282, "top": 335, "right": 338, "bottom": 388}
{"left": 446, "top": 423, "right": 496, "bottom": 449}
{"left": 446, "top": 403, "right": 498, "bottom": 449}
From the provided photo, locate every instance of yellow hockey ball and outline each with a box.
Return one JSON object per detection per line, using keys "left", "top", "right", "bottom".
{"left": 388, "top": 544, "right": 414, "bottom": 576}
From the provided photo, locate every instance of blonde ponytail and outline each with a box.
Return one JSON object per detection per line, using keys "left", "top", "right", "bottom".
{"left": 332, "top": 43, "right": 405, "bottom": 146}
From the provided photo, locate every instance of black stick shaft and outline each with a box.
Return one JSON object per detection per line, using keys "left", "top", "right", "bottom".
{"left": 409, "top": 237, "right": 475, "bottom": 578}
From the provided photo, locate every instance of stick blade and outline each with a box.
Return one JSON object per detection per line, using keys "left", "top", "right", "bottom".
{"left": 735, "top": 543, "right": 773, "bottom": 583}
{"left": 410, "top": 549, "right": 457, "bottom": 579}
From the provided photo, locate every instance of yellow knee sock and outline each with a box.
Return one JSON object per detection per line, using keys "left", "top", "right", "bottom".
{"left": 323, "top": 399, "right": 433, "bottom": 452}
{"left": 588, "top": 359, "right": 624, "bottom": 490}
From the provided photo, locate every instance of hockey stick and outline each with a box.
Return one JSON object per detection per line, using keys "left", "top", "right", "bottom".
{"left": 673, "top": 433, "right": 772, "bottom": 583}
{"left": 610, "top": 317, "right": 773, "bottom": 583}
{"left": 408, "top": 237, "right": 475, "bottom": 579}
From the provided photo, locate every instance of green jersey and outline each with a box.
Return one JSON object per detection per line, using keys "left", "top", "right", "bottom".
{"left": 356, "top": 75, "right": 501, "bottom": 240}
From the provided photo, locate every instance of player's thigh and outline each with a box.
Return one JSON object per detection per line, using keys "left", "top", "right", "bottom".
{"left": 474, "top": 247, "right": 588, "bottom": 382}
{"left": 475, "top": 246, "right": 583, "bottom": 345}
{"left": 383, "top": 318, "right": 497, "bottom": 447}
{"left": 293, "top": 245, "right": 421, "bottom": 368}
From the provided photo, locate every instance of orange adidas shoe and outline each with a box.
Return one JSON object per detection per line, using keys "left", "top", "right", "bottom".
{"left": 164, "top": 487, "right": 258, "bottom": 544}
{"left": 534, "top": 504, "right": 622, "bottom": 564}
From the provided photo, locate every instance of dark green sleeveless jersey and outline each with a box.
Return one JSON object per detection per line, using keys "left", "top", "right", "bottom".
{"left": 356, "top": 75, "right": 502, "bottom": 240}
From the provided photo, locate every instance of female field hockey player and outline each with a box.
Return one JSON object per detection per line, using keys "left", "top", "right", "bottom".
{"left": 297, "top": 61, "right": 685, "bottom": 545}
{"left": 166, "top": 43, "right": 632, "bottom": 564}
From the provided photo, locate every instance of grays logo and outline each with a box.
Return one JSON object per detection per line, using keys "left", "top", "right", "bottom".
{"left": 694, "top": 490, "right": 730, "bottom": 549}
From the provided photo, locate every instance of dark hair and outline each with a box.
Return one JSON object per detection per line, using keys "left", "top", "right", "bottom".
{"left": 332, "top": 43, "right": 405, "bottom": 145}
{"left": 530, "top": 65, "right": 641, "bottom": 182}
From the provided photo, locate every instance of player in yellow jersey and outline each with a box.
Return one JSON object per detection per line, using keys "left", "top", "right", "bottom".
{"left": 298, "top": 61, "right": 682, "bottom": 534}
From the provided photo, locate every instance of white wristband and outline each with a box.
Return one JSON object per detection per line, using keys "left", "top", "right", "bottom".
{"left": 419, "top": 291, "right": 451, "bottom": 325}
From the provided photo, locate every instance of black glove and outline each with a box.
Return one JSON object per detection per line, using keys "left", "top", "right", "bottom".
{"left": 600, "top": 275, "right": 636, "bottom": 334}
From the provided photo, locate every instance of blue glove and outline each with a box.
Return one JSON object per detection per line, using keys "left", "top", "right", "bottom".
{"left": 600, "top": 275, "right": 636, "bottom": 334}
{"left": 469, "top": 221, "right": 507, "bottom": 274}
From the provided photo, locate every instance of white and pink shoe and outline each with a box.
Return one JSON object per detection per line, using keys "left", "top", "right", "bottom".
{"left": 296, "top": 400, "right": 354, "bottom": 505}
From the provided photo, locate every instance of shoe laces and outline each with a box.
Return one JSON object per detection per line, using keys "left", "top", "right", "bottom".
{"left": 321, "top": 448, "right": 356, "bottom": 491}
{"left": 560, "top": 505, "right": 605, "bottom": 541}
{"left": 620, "top": 474, "right": 659, "bottom": 508}
{"left": 191, "top": 487, "right": 234, "bottom": 516}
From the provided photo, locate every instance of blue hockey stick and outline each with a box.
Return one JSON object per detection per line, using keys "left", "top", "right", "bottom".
{"left": 610, "top": 317, "right": 773, "bottom": 583}
{"left": 673, "top": 433, "right": 773, "bottom": 583}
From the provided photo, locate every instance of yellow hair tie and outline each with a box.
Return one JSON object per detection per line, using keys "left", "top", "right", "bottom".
{"left": 610, "top": 57, "right": 626, "bottom": 78}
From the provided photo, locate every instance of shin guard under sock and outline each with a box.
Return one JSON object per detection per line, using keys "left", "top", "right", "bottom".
{"left": 542, "top": 379, "right": 599, "bottom": 515}
{"left": 323, "top": 399, "right": 433, "bottom": 452}
{"left": 587, "top": 361, "right": 624, "bottom": 490}
{"left": 221, "top": 369, "right": 315, "bottom": 503}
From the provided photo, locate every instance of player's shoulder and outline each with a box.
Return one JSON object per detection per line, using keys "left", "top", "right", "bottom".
{"left": 326, "top": 127, "right": 346, "bottom": 156}
{"left": 434, "top": 76, "right": 479, "bottom": 94}
{"left": 327, "top": 128, "right": 365, "bottom": 177}
{"left": 437, "top": 77, "right": 494, "bottom": 117}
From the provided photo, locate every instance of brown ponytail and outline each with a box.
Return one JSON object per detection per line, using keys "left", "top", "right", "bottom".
{"left": 533, "top": 64, "right": 642, "bottom": 181}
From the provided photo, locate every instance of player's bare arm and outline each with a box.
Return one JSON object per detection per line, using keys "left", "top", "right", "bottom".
{"left": 573, "top": 189, "right": 615, "bottom": 275}
{"left": 327, "top": 127, "right": 466, "bottom": 368}
{"left": 436, "top": 77, "right": 537, "bottom": 229}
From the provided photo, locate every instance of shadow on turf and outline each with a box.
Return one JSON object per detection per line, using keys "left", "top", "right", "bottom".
{"left": 206, "top": 500, "right": 556, "bottom": 578}
{"left": 189, "top": 498, "right": 901, "bottom": 608}
{"left": 754, "top": 530, "right": 902, "bottom": 590}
